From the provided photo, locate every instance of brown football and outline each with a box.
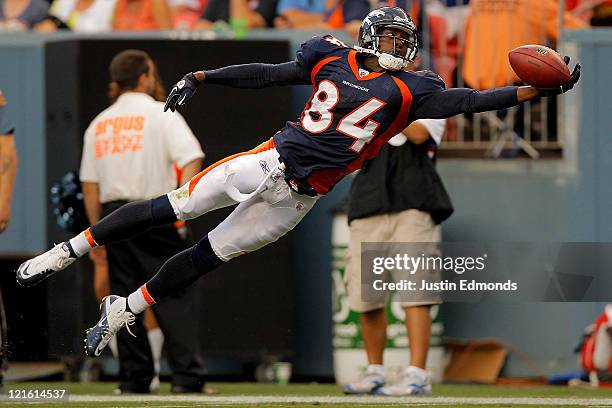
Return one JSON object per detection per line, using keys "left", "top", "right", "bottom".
{"left": 508, "top": 45, "right": 571, "bottom": 88}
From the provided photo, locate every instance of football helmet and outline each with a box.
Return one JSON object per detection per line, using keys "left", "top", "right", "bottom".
{"left": 356, "top": 7, "right": 419, "bottom": 71}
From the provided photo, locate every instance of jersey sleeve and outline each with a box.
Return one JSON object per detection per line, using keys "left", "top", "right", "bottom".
{"left": 409, "top": 70, "right": 519, "bottom": 119}
{"left": 79, "top": 125, "right": 98, "bottom": 183}
{"left": 162, "top": 112, "right": 205, "bottom": 169}
{"left": 295, "top": 35, "right": 347, "bottom": 80}
{"left": 411, "top": 71, "right": 447, "bottom": 101}
{"left": 407, "top": 71, "right": 446, "bottom": 119}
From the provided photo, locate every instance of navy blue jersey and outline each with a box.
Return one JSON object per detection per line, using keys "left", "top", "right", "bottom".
{"left": 273, "top": 35, "right": 446, "bottom": 195}
{"left": 204, "top": 36, "right": 518, "bottom": 195}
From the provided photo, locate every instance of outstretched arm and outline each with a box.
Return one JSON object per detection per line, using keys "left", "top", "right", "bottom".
{"left": 165, "top": 61, "right": 309, "bottom": 112}
{"left": 412, "top": 86, "right": 532, "bottom": 120}
{"left": 196, "top": 61, "right": 310, "bottom": 88}
{"left": 413, "top": 83, "right": 575, "bottom": 120}
{"left": 412, "top": 59, "right": 580, "bottom": 120}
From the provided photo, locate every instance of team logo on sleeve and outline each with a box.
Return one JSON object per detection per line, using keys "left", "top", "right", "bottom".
{"left": 323, "top": 36, "right": 347, "bottom": 48}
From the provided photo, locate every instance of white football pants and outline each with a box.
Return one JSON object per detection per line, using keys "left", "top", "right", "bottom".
{"left": 166, "top": 138, "right": 319, "bottom": 261}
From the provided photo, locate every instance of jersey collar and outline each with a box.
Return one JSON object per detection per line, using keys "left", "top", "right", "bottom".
{"left": 348, "top": 51, "right": 385, "bottom": 81}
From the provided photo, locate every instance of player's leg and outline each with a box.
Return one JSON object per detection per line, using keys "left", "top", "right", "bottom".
{"left": 142, "top": 165, "right": 319, "bottom": 304}
{"left": 135, "top": 221, "right": 206, "bottom": 393}
{"left": 85, "top": 159, "right": 318, "bottom": 356}
{"left": 15, "top": 195, "right": 177, "bottom": 287}
{"left": 405, "top": 306, "right": 431, "bottom": 370}
{"left": 374, "top": 209, "right": 439, "bottom": 397}
{"left": 16, "top": 139, "right": 276, "bottom": 287}
{"left": 370, "top": 304, "right": 434, "bottom": 396}
{"left": 151, "top": 289, "right": 205, "bottom": 393}
{"left": 105, "top": 234, "right": 155, "bottom": 393}
{"left": 0, "top": 288, "right": 7, "bottom": 390}
{"left": 343, "top": 214, "right": 389, "bottom": 395}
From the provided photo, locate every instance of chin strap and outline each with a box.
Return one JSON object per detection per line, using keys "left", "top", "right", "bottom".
{"left": 354, "top": 46, "right": 408, "bottom": 72}
{"left": 377, "top": 53, "right": 408, "bottom": 71}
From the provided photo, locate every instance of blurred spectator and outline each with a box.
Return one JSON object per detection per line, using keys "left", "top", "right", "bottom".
{"left": 338, "top": 0, "right": 410, "bottom": 39}
{"left": 80, "top": 50, "right": 206, "bottom": 393}
{"left": 0, "top": 89, "right": 17, "bottom": 392}
{"left": 86, "top": 64, "right": 172, "bottom": 392}
{"left": 112, "top": 0, "right": 173, "bottom": 31}
{"left": 34, "top": 0, "right": 117, "bottom": 32}
{"left": 171, "top": 0, "right": 206, "bottom": 29}
{"left": 590, "top": 0, "right": 612, "bottom": 26}
{"left": 463, "top": 0, "right": 587, "bottom": 90}
{"left": 344, "top": 61, "right": 452, "bottom": 397}
{"left": 195, "top": 0, "right": 277, "bottom": 30}
{"left": 0, "top": 89, "right": 16, "bottom": 234}
{"left": 274, "top": 0, "right": 330, "bottom": 29}
{"left": 0, "top": 0, "right": 48, "bottom": 30}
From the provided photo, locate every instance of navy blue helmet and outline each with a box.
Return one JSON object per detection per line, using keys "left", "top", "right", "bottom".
{"left": 357, "top": 7, "right": 419, "bottom": 70}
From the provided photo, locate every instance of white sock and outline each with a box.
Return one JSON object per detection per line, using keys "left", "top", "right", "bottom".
{"left": 366, "top": 364, "right": 385, "bottom": 377}
{"left": 406, "top": 365, "right": 428, "bottom": 379}
{"left": 147, "top": 328, "right": 164, "bottom": 376}
{"left": 69, "top": 229, "right": 97, "bottom": 256}
{"left": 127, "top": 285, "right": 155, "bottom": 314}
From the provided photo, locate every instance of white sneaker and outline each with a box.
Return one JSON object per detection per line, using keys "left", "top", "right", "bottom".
{"left": 16, "top": 242, "right": 76, "bottom": 287}
{"left": 85, "top": 296, "right": 136, "bottom": 357}
{"left": 149, "top": 376, "right": 160, "bottom": 392}
{"left": 373, "top": 366, "right": 432, "bottom": 396}
{"left": 343, "top": 365, "right": 386, "bottom": 394}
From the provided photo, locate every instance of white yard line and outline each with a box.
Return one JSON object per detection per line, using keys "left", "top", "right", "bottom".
{"left": 65, "top": 395, "right": 612, "bottom": 405}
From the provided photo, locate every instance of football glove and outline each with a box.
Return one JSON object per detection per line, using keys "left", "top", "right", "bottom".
{"left": 164, "top": 72, "right": 200, "bottom": 112}
{"left": 538, "top": 56, "right": 581, "bottom": 97}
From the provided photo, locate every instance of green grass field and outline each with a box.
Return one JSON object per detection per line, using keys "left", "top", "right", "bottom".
{"left": 1, "top": 382, "right": 612, "bottom": 407}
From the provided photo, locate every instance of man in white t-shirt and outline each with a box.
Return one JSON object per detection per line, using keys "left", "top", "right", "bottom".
{"left": 79, "top": 50, "right": 205, "bottom": 394}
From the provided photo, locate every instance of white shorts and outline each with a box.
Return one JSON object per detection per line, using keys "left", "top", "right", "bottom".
{"left": 166, "top": 138, "right": 319, "bottom": 261}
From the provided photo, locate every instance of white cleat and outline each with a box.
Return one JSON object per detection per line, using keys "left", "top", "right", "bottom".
{"left": 343, "top": 366, "right": 386, "bottom": 395}
{"left": 16, "top": 242, "right": 76, "bottom": 287}
{"left": 85, "top": 296, "right": 136, "bottom": 357}
{"left": 373, "top": 366, "right": 432, "bottom": 396}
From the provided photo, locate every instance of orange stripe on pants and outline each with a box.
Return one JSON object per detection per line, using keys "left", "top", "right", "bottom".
{"left": 188, "top": 138, "right": 276, "bottom": 196}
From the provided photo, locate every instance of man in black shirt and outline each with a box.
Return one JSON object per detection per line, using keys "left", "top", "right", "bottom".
{"left": 343, "top": 112, "right": 451, "bottom": 396}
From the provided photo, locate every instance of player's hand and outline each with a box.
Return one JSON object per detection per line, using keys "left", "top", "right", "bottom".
{"left": 164, "top": 72, "right": 200, "bottom": 112}
{"left": 538, "top": 56, "right": 581, "bottom": 97}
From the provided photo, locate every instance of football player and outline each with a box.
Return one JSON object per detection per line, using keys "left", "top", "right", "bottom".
{"left": 17, "top": 7, "right": 580, "bottom": 358}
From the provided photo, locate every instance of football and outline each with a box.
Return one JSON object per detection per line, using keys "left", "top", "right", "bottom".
{"left": 508, "top": 45, "right": 571, "bottom": 88}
